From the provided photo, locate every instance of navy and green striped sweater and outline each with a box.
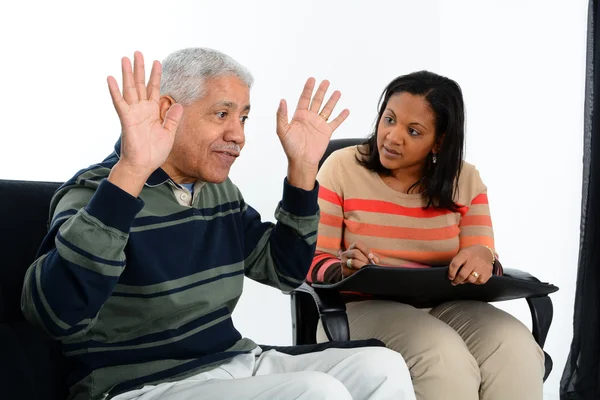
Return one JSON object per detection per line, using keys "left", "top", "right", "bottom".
{"left": 21, "top": 141, "right": 320, "bottom": 399}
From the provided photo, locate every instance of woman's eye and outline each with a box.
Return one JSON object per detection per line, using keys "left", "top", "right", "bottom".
{"left": 384, "top": 117, "right": 394, "bottom": 124}
{"left": 408, "top": 127, "right": 420, "bottom": 136}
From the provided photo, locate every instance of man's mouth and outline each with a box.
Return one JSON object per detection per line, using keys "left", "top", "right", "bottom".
{"left": 215, "top": 150, "right": 240, "bottom": 158}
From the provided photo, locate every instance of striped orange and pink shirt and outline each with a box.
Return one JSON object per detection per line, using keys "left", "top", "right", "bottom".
{"left": 308, "top": 145, "right": 500, "bottom": 283}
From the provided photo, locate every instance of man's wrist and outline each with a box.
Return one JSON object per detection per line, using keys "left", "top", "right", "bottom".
{"left": 108, "top": 161, "right": 150, "bottom": 198}
{"left": 286, "top": 161, "right": 318, "bottom": 191}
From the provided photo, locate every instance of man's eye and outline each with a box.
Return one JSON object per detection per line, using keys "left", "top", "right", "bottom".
{"left": 241, "top": 116, "right": 249, "bottom": 123}
{"left": 217, "top": 112, "right": 227, "bottom": 119}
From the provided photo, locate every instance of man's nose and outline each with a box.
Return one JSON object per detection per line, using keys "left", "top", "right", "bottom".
{"left": 224, "top": 120, "right": 245, "bottom": 144}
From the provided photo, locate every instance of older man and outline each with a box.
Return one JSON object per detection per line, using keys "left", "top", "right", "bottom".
{"left": 21, "top": 48, "right": 415, "bottom": 400}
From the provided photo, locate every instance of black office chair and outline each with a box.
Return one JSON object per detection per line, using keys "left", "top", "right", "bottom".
{"left": 0, "top": 180, "right": 69, "bottom": 400}
{"left": 289, "top": 138, "right": 559, "bottom": 381}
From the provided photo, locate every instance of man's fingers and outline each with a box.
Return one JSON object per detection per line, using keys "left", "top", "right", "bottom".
{"left": 296, "top": 77, "right": 315, "bottom": 110}
{"left": 147, "top": 60, "right": 162, "bottom": 102}
{"left": 107, "top": 76, "right": 128, "bottom": 118}
{"left": 133, "top": 51, "right": 147, "bottom": 100}
{"left": 309, "top": 80, "right": 330, "bottom": 113}
{"left": 328, "top": 109, "right": 350, "bottom": 132}
{"left": 276, "top": 99, "right": 289, "bottom": 136}
{"left": 162, "top": 104, "right": 183, "bottom": 135}
{"left": 318, "top": 89, "right": 348, "bottom": 132}
{"left": 319, "top": 90, "right": 341, "bottom": 119}
{"left": 121, "top": 56, "right": 138, "bottom": 104}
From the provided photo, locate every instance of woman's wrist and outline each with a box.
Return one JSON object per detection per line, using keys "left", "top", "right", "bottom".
{"left": 480, "top": 245, "right": 496, "bottom": 265}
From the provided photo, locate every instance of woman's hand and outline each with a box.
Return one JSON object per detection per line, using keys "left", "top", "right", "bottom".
{"left": 448, "top": 245, "right": 494, "bottom": 285}
{"left": 339, "top": 241, "right": 380, "bottom": 278}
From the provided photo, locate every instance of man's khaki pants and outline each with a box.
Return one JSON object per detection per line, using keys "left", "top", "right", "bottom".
{"left": 318, "top": 300, "right": 545, "bottom": 400}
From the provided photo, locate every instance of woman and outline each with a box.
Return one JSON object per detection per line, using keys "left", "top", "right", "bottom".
{"left": 308, "top": 71, "right": 544, "bottom": 400}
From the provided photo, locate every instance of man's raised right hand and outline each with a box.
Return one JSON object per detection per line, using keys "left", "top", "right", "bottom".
{"left": 106, "top": 51, "right": 183, "bottom": 197}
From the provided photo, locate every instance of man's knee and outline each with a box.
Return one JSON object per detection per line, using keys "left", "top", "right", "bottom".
{"left": 290, "top": 371, "right": 352, "bottom": 399}
{"left": 349, "top": 346, "right": 410, "bottom": 378}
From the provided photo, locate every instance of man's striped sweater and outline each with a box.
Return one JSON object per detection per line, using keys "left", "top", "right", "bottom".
{"left": 21, "top": 140, "right": 320, "bottom": 400}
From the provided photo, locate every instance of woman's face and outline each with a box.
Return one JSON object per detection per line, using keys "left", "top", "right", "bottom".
{"left": 377, "top": 92, "right": 439, "bottom": 174}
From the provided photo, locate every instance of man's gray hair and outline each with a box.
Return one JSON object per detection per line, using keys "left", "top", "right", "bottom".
{"left": 160, "top": 48, "right": 254, "bottom": 105}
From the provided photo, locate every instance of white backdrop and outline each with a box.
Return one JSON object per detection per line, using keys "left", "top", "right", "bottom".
{"left": 438, "top": 2, "right": 587, "bottom": 396}
{"left": 0, "top": 1, "right": 586, "bottom": 398}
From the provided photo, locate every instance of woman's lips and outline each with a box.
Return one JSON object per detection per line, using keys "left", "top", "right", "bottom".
{"left": 383, "top": 146, "right": 401, "bottom": 158}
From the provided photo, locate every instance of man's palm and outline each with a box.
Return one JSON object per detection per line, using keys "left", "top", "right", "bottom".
{"left": 107, "top": 52, "right": 183, "bottom": 176}
{"left": 276, "top": 78, "right": 349, "bottom": 168}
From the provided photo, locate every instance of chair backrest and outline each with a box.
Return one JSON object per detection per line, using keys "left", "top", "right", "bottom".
{"left": 0, "top": 179, "right": 62, "bottom": 322}
{"left": 318, "top": 138, "right": 364, "bottom": 170}
{"left": 0, "top": 179, "right": 69, "bottom": 400}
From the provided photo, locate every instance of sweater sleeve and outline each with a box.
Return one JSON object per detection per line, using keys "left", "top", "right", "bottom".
{"left": 307, "top": 153, "right": 346, "bottom": 283}
{"left": 242, "top": 178, "right": 321, "bottom": 291}
{"left": 458, "top": 168, "right": 502, "bottom": 275}
{"left": 21, "top": 179, "right": 144, "bottom": 339}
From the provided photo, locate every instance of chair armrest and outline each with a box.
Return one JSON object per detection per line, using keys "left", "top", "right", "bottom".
{"left": 503, "top": 268, "right": 541, "bottom": 283}
{"left": 290, "top": 283, "right": 350, "bottom": 342}
{"left": 292, "top": 283, "right": 346, "bottom": 314}
{"left": 526, "top": 295, "right": 553, "bottom": 348}
{"left": 524, "top": 295, "right": 554, "bottom": 381}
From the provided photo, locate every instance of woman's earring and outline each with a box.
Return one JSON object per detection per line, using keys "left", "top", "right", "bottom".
{"left": 432, "top": 153, "right": 438, "bottom": 164}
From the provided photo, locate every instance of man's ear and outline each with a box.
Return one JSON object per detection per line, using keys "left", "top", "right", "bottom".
{"left": 159, "top": 95, "right": 177, "bottom": 123}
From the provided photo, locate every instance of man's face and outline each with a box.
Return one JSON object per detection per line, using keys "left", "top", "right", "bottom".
{"left": 162, "top": 75, "right": 251, "bottom": 183}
